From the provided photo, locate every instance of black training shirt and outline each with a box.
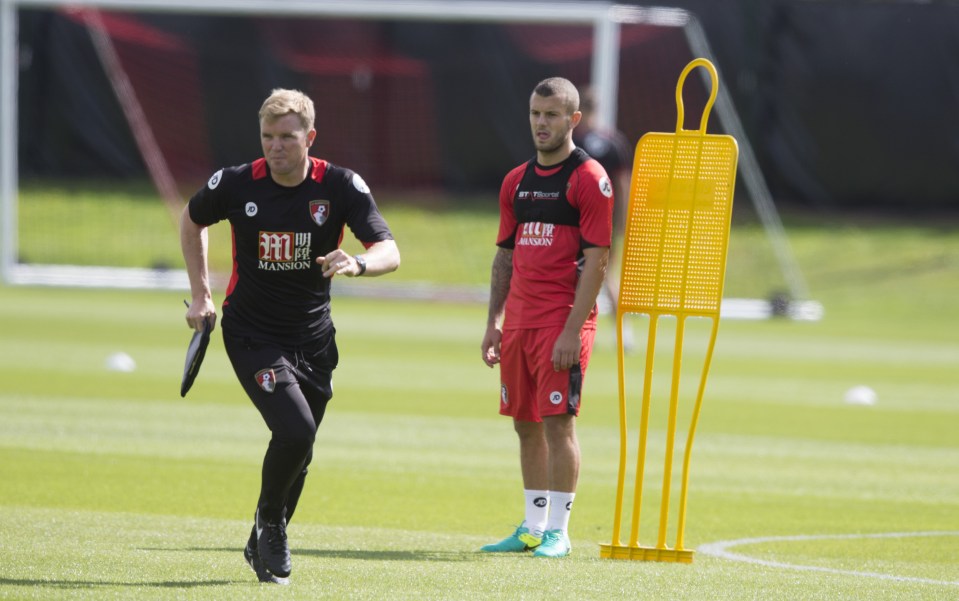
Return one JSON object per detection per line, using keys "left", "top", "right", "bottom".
{"left": 188, "top": 157, "right": 393, "bottom": 347}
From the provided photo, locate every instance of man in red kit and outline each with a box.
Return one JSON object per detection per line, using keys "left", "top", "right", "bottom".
{"left": 180, "top": 89, "right": 400, "bottom": 584}
{"left": 479, "top": 77, "right": 613, "bottom": 558}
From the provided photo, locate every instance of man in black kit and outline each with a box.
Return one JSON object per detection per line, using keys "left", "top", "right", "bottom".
{"left": 572, "top": 86, "right": 634, "bottom": 348}
{"left": 180, "top": 88, "right": 400, "bottom": 584}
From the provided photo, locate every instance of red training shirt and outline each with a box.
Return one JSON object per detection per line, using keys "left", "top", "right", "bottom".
{"left": 496, "top": 148, "right": 613, "bottom": 331}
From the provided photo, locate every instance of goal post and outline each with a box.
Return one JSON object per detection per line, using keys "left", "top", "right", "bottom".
{"left": 0, "top": 0, "right": 818, "bottom": 318}
{"left": 0, "top": 0, "right": 16, "bottom": 287}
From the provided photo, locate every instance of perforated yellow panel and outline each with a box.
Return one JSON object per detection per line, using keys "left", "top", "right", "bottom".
{"left": 619, "top": 132, "right": 738, "bottom": 317}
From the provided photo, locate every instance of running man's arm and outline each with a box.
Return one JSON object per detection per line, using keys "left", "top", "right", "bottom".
{"left": 481, "top": 247, "right": 513, "bottom": 367}
{"left": 179, "top": 204, "right": 217, "bottom": 332}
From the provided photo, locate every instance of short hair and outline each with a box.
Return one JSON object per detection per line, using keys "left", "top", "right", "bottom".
{"left": 531, "top": 77, "right": 580, "bottom": 115}
{"left": 258, "top": 88, "right": 315, "bottom": 131}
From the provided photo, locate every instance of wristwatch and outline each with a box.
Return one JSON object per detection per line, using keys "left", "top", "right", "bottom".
{"left": 354, "top": 255, "right": 367, "bottom": 276}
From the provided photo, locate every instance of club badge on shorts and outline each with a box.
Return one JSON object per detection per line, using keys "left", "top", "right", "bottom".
{"left": 255, "top": 368, "right": 276, "bottom": 393}
{"left": 309, "top": 200, "right": 330, "bottom": 226}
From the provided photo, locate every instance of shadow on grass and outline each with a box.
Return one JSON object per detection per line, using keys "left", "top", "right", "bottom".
{"left": 172, "top": 546, "right": 481, "bottom": 563}
{"left": 0, "top": 577, "right": 238, "bottom": 589}
{"left": 297, "top": 548, "right": 480, "bottom": 562}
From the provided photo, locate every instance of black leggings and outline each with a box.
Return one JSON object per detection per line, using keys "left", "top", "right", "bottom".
{"left": 224, "top": 331, "right": 338, "bottom": 524}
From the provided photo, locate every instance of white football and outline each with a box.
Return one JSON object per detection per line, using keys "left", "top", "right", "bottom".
{"left": 105, "top": 352, "right": 137, "bottom": 373}
{"left": 844, "top": 385, "right": 877, "bottom": 406}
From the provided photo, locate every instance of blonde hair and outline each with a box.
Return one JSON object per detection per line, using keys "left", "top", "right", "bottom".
{"left": 258, "top": 88, "right": 315, "bottom": 131}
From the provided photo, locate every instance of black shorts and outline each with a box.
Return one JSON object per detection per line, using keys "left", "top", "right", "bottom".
{"left": 223, "top": 329, "right": 339, "bottom": 438}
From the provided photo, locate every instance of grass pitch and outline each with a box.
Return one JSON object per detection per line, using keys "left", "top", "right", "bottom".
{"left": 2, "top": 211, "right": 959, "bottom": 599}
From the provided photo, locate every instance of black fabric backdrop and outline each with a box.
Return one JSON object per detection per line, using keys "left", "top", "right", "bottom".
{"left": 674, "top": 0, "right": 959, "bottom": 210}
{"left": 12, "top": 1, "right": 959, "bottom": 210}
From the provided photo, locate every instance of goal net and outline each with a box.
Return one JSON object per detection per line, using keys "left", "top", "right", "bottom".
{"left": 0, "top": 0, "right": 817, "bottom": 318}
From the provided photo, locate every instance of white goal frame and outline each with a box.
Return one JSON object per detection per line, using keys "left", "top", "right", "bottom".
{"left": 0, "top": 0, "right": 819, "bottom": 318}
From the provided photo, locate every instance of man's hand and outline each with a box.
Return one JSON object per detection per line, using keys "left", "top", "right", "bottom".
{"left": 481, "top": 326, "right": 503, "bottom": 368}
{"left": 318, "top": 250, "right": 362, "bottom": 278}
{"left": 551, "top": 328, "right": 581, "bottom": 372}
{"left": 185, "top": 298, "right": 217, "bottom": 333}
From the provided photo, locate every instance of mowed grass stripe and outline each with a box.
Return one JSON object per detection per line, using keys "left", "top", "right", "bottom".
{"left": 5, "top": 392, "right": 955, "bottom": 482}
{"left": 2, "top": 393, "right": 956, "bottom": 530}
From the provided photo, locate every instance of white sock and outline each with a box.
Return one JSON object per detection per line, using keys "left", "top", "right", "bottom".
{"left": 546, "top": 491, "right": 575, "bottom": 533}
{"left": 523, "top": 489, "right": 549, "bottom": 538}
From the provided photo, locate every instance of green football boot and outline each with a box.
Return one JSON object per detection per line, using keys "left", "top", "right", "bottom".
{"left": 479, "top": 525, "right": 542, "bottom": 552}
{"left": 532, "top": 529, "right": 571, "bottom": 558}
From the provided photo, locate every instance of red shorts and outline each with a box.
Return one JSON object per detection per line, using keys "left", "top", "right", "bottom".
{"left": 499, "top": 325, "right": 596, "bottom": 422}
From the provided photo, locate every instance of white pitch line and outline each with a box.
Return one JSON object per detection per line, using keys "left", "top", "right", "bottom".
{"left": 698, "top": 531, "right": 959, "bottom": 587}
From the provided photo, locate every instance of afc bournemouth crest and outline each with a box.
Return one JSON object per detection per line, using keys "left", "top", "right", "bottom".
{"left": 309, "top": 200, "right": 330, "bottom": 226}
{"left": 255, "top": 368, "right": 276, "bottom": 393}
